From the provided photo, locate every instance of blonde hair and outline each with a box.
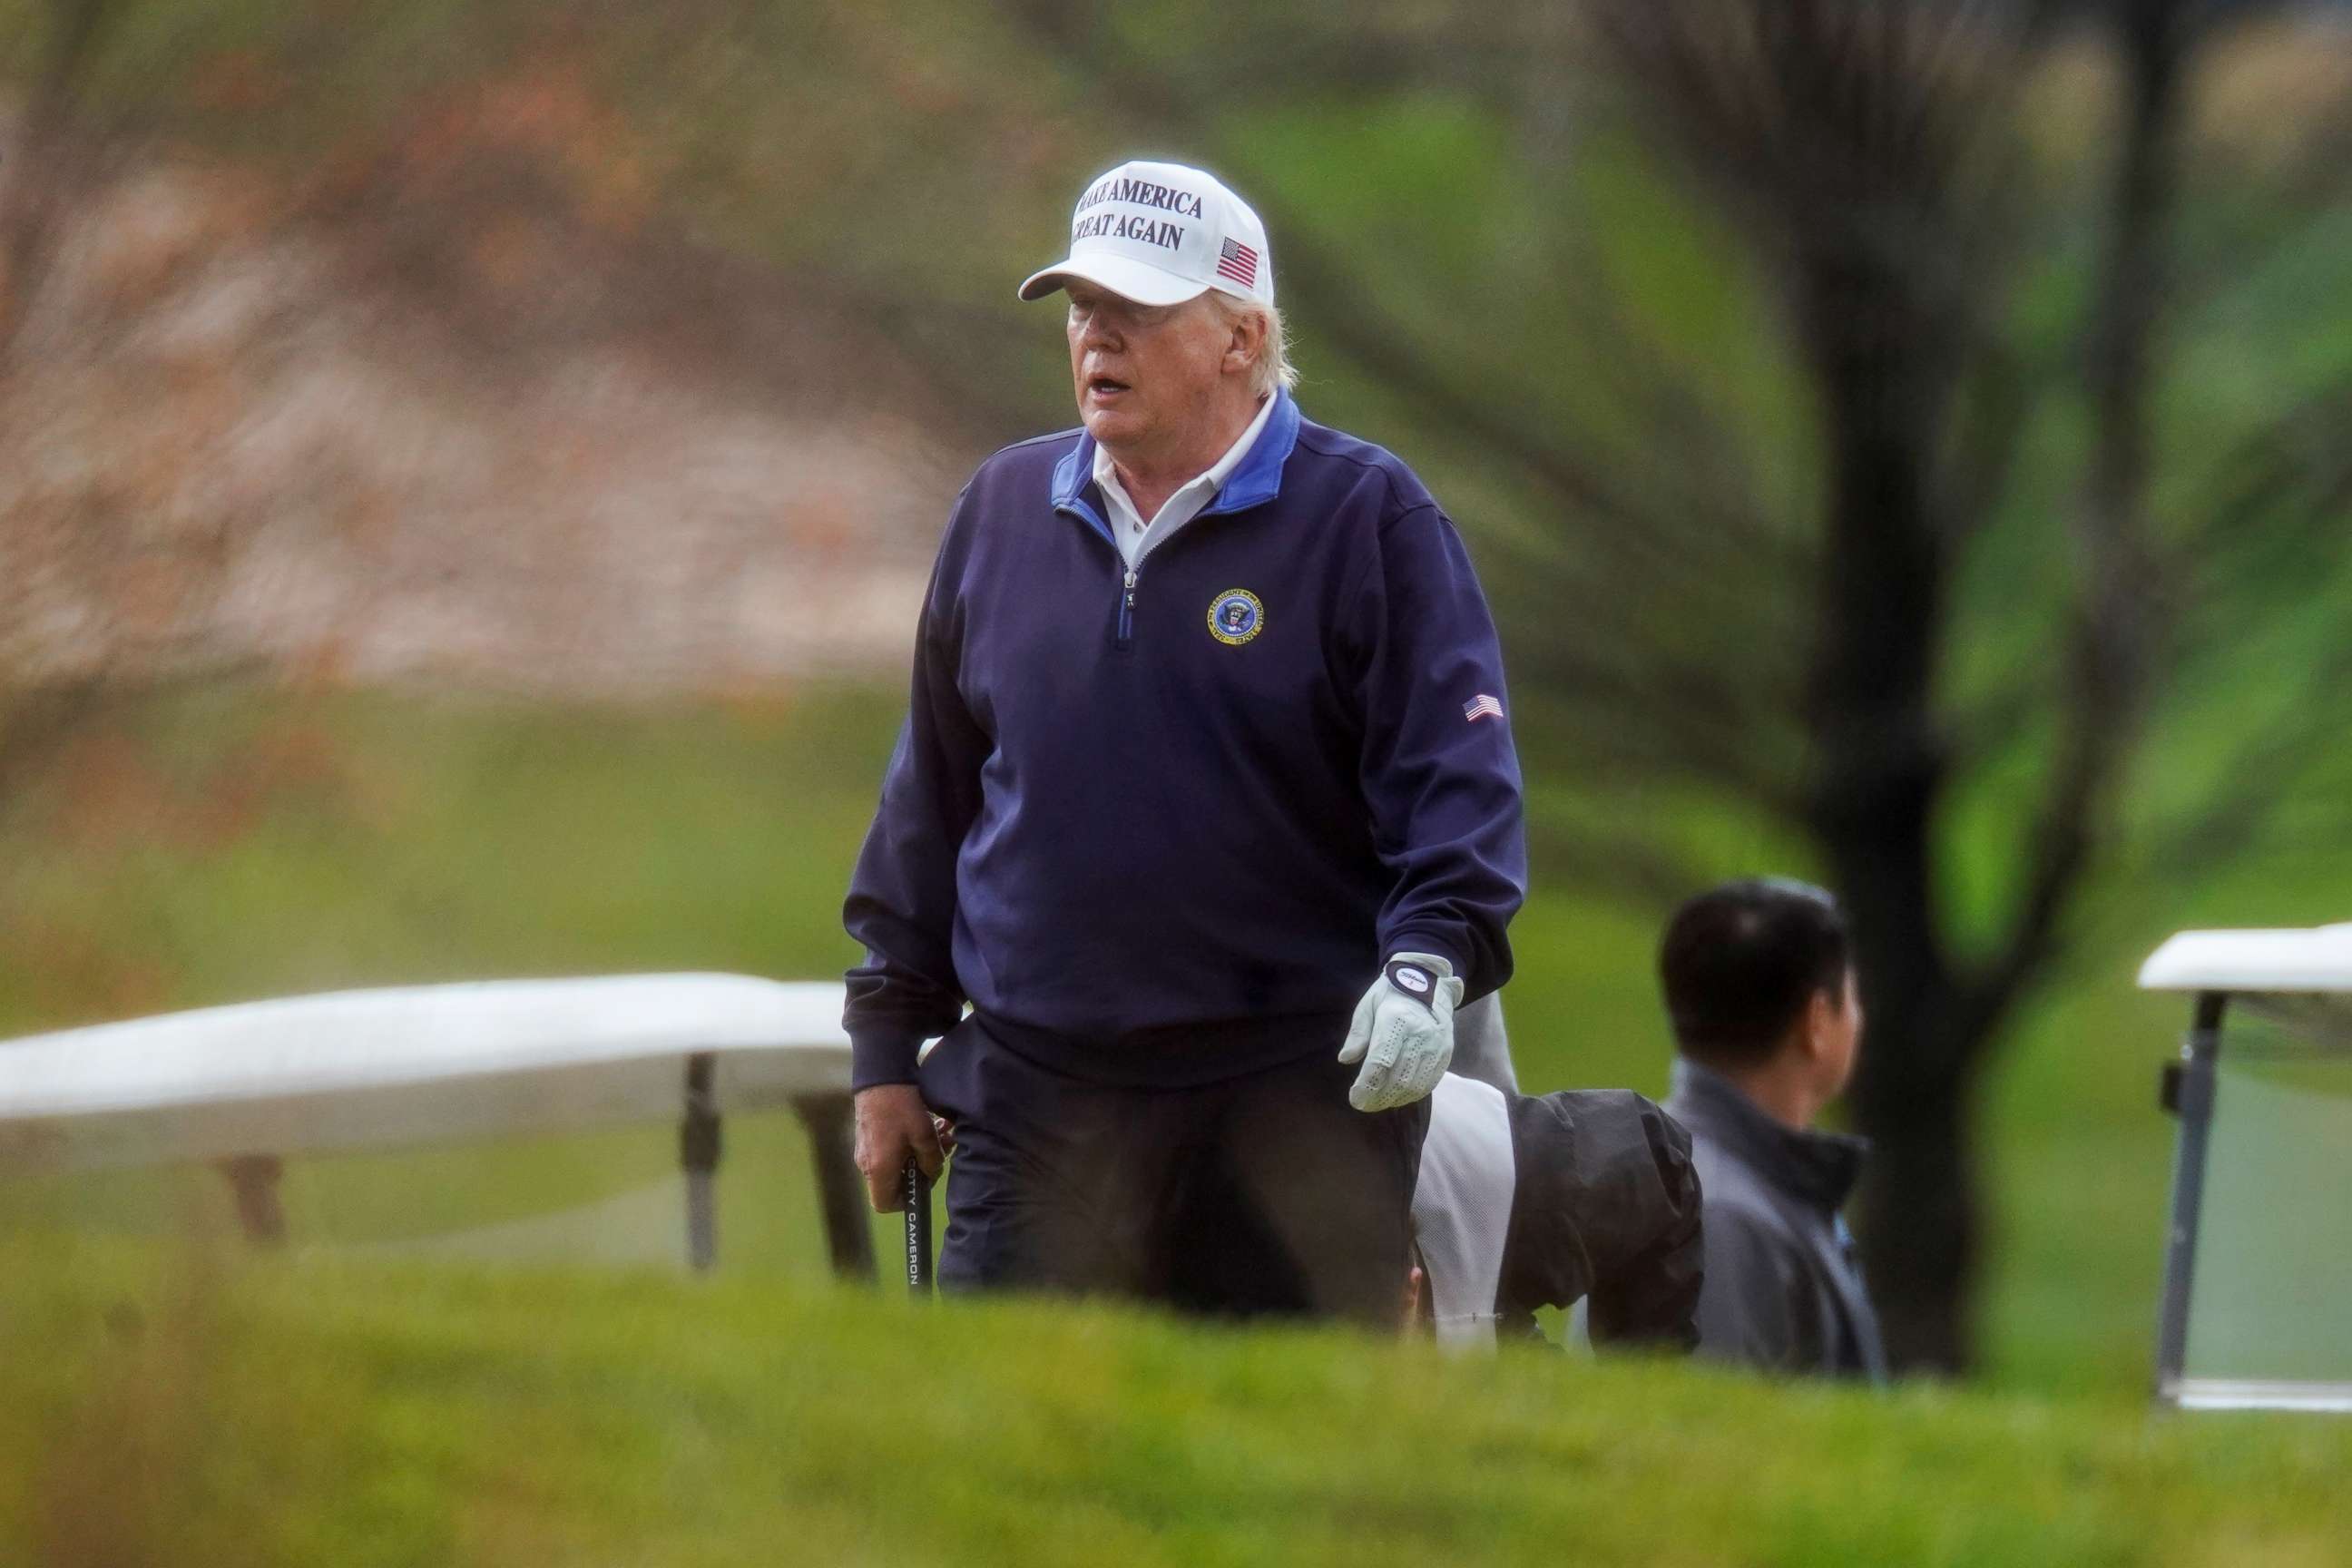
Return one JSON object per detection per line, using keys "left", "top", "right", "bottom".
{"left": 1209, "top": 290, "right": 1297, "bottom": 398}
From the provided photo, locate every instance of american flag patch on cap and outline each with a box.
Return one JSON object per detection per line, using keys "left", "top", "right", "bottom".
{"left": 1216, "top": 237, "right": 1259, "bottom": 289}
{"left": 1464, "top": 694, "right": 1504, "bottom": 723}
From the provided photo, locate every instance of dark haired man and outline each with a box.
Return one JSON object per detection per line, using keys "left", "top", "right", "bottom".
{"left": 1659, "top": 878, "right": 1887, "bottom": 1381}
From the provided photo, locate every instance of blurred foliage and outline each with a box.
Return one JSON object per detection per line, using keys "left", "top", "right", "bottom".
{"left": 3, "top": 0, "right": 2351, "bottom": 1381}
{"left": 8, "top": 1, "right": 2348, "bottom": 832}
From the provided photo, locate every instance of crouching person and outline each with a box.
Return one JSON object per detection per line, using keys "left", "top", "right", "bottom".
{"left": 1410, "top": 1071, "right": 1704, "bottom": 1349}
{"left": 1659, "top": 878, "right": 1887, "bottom": 1382}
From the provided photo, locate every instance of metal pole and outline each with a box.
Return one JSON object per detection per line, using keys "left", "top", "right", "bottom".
{"left": 793, "top": 1093, "right": 877, "bottom": 1281}
{"left": 681, "top": 1052, "right": 722, "bottom": 1272}
{"left": 218, "top": 1152, "right": 287, "bottom": 1248}
{"left": 2154, "top": 991, "right": 2225, "bottom": 1404}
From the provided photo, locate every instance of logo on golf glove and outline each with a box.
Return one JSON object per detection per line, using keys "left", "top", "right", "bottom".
{"left": 1386, "top": 959, "right": 1436, "bottom": 1006}
{"left": 1339, "top": 952, "right": 1465, "bottom": 1112}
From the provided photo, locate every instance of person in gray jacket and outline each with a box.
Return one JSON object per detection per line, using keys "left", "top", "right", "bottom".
{"left": 1659, "top": 878, "right": 1887, "bottom": 1382}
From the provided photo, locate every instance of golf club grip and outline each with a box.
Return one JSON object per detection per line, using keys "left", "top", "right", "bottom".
{"left": 902, "top": 1161, "right": 933, "bottom": 1293}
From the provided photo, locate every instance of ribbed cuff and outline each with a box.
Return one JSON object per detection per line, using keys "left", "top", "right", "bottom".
{"left": 1386, "top": 931, "right": 1470, "bottom": 991}
{"left": 849, "top": 1028, "right": 925, "bottom": 1091}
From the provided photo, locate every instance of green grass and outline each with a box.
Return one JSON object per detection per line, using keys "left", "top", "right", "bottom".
{"left": 3, "top": 681, "right": 2343, "bottom": 1403}
{"left": 5, "top": 1233, "right": 2350, "bottom": 1568}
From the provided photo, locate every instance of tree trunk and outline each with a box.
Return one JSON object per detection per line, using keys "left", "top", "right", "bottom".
{"left": 1798, "top": 226, "right": 1974, "bottom": 1369}
{"left": 1845, "top": 1000, "right": 1980, "bottom": 1371}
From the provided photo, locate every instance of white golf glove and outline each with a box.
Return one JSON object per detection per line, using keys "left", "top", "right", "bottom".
{"left": 1338, "top": 953, "right": 1464, "bottom": 1112}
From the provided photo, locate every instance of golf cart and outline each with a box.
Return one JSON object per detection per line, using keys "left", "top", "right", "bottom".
{"left": 0, "top": 974, "right": 873, "bottom": 1278}
{"left": 2141, "top": 925, "right": 2352, "bottom": 1412}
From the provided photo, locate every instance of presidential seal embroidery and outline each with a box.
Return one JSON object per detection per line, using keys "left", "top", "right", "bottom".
{"left": 1207, "top": 588, "right": 1264, "bottom": 645}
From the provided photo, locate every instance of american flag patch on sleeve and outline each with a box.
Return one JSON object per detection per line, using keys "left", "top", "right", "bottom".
{"left": 1463, "top": 694, "right": 1504, "bottom": 723}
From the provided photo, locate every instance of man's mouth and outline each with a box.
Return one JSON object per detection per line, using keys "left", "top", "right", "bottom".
{"left": 1087, "top": 376, "right": 1131, "bottom": 397}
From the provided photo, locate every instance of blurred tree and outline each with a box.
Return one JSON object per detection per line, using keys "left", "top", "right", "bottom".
{"left": 0, "top": 0, "right": 109, "bottom": 363}
{"left": 1553, "top": 0, "right": 2352, "bottom": 1375}
{"left": 1573, "top": 0, "right": 2176, "bottom": 1376}
{"left": 0, "top": 0, "right": 251, "bottom": 797}
{"left": 1010, "top": 0, "right": 2352, "bottom": 1371}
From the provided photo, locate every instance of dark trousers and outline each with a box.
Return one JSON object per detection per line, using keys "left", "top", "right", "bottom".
{"left": 916, "top": 1020, "right": 1428, "bottom": 1329}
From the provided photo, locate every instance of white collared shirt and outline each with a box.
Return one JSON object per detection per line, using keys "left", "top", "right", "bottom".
{"left": 1093, "top": 395, "right": 1277, "bottom": 572}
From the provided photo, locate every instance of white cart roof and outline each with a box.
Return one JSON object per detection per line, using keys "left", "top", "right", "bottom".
{"left": 0, "top": 974, "right": 849, "bottom": 1175}
{"left": 2138, "top": 926, "right": 2352, "bottom": 995}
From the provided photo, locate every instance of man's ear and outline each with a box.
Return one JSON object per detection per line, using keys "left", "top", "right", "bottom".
{"left": 1223, "top": 309, "right": 1264, "bottom": 376}
{"left": 1798, "top": 987, "right": 1838, "bottom": 1063}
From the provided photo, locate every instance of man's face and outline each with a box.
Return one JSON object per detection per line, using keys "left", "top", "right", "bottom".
{"left": 1065, "top": 280, "right": 1236, "bottom": 458}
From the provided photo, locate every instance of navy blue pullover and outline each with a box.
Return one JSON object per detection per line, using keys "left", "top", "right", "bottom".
{"left": 842, "top": 391, "right": 1526, "bottom": 1089}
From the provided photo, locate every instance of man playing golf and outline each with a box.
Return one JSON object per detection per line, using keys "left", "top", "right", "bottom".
{"left": 842, "top": 158, "right": 1525, "bottom": 1324}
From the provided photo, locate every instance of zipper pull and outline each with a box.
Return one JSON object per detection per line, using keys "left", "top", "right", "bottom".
{"left": 1114, "top": 565, "right": 1139, "bottom": 651}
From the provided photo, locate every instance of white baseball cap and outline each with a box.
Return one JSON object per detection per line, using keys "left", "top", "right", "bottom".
{"left": 1019, "top": 159, "right": 1275, "bottom": 309}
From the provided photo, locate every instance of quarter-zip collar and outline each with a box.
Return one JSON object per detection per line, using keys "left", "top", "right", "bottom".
{"left": 1052, "top": 388, "right": 1300, "bottom": 537}
{"left": 1093, "top": 392, "right": 1279, "bottom": 570}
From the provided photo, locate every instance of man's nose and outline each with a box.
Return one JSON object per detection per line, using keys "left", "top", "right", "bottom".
{"left": 1078, "top": 309, "right": 1123, "bottom": 350}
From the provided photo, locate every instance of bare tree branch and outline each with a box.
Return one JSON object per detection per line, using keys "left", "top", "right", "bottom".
{"left": 1962, "top": 0, "right": 2187, "bottom": 1032}
{"left": 2164, "top": 373, "right": 2352, "bottom": 652}
{"left": 2134, "top": 619, "right": 2352, "bottom": 884}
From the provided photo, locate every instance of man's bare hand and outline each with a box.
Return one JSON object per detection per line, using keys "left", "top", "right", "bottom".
{"left": 854, "top": 1083, "right": 946, "bottom": 1211}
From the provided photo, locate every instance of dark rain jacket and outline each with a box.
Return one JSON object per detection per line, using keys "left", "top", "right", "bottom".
{"left": 1662, "top": 1060, "right": 1887, "bottom": 1382}
{"left": 1412, "top": 1074, "right": 1703, "bottom": 1349}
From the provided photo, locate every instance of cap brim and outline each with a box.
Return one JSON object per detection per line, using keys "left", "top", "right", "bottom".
{"left": 1017, "top": 252, "right": 1209, "bottom": 307}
